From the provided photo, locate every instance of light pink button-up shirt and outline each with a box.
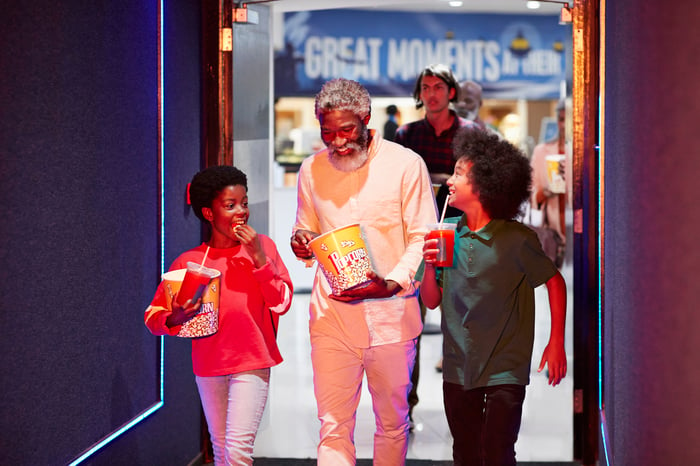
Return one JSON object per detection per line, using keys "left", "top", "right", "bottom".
{"left": 294, "top": 131, "right": 438, "bottom": 347}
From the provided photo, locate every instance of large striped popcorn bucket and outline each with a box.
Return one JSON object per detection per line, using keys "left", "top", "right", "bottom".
{"left": 308, "top": 224, "right": 373, "bottom": 295}
{"left": 161, "top": 264, "right": 221, "bottom": 338}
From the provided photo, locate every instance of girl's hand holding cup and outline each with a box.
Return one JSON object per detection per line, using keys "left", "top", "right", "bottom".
{"left": 166, "top": 295, "right": 201, "bottom": 328}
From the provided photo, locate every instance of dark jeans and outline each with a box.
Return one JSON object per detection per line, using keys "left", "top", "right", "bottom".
{"left": 443, "top": 382, "right": 526, "bottom": 466}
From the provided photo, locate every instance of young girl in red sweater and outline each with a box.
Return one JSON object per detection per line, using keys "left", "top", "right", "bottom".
{"left": 145, "top": 165, "right": 293, "bottom": 465}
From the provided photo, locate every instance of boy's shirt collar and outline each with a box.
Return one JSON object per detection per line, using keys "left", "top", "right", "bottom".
{"left": 456, "top": 216, "right": 504, "bottom": 240}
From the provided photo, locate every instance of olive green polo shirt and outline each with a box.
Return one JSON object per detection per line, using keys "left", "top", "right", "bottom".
{"left": 422, "top": 216, "right": 557, "bottom": 390}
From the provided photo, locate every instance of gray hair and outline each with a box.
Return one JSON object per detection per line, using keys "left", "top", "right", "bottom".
{"left": 460, "top": 80, "right": 483, "bottom": 99}
{"left": 314, "top": 78, "right": 371, "bottom": 121}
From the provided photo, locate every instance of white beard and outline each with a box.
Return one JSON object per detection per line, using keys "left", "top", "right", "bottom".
{"left": 462, "top": 109, "right": 479, "bottom": 121}
{"left": 325, "top": 124, "right": 370, "bottom": 172}
{"left": 328, "top": 148, "right": 369, "bottom": 172}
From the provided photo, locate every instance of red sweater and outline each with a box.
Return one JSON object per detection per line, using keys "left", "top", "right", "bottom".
{"left": 145, "top": 237, "right": 293, "bottom": 376}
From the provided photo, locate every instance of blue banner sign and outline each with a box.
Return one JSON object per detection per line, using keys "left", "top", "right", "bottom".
{"left": 275, "top": 10, "right": 571, "bottom": 99}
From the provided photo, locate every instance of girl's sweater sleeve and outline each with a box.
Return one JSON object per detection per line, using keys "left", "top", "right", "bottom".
{"left": 144, "top": 256, "right": 189, "bottom": 336}
{"left": 252, "top": 236, "right": 294, "bottom": 315}
{"left": 143, "top": 281, "right": 182, "bottom": 336}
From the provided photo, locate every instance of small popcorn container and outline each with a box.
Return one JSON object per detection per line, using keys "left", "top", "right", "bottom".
{"left": 545, "top": 154, "right": 566, "bottom": 194}
{"left": 161, "top": 267, "right": 221, "bottom": 338}
{"left": 308, "top": 224, "right": 373, "bottom": 295}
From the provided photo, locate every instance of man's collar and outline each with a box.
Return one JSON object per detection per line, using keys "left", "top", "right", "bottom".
{"left": 424, "top": 109, "right": 458, "bottom": 136}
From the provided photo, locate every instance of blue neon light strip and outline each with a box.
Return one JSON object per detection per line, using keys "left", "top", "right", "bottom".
{"left": 158, "top": 0, "right": 166, "bottom": 403}
{"left": 597, "top": 94, "right": 603, "bottom": 411}
{"left": 68, "top": 402, "right": 164, "bottom": 466}
{"left": 159, "top": 0, "right": 166, "bottom": 284}
{"left": 600, "top": 410, "right": 612, "bottom": 465}
{"left": 70, "top": 1, "right": 166, "bottom": 463}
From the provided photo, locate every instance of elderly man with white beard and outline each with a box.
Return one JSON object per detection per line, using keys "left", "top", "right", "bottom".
{"left": 290, "top": 78, "right": 438, "bottom": 466}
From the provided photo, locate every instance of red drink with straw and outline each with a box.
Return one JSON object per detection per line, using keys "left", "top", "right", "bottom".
{"left": 176, "top": 262, "right": 217, "bottom": 305}
{"left": 426, "top": 197, "right": 458, "bottom": 267}
{"left": 176, "top": 247, "right": 216, "bottom": 306}
{"left": 160, "top": 246, "right": 221, "bottom": 337}
{"left": 427, "top": 223, "right": 457, "bottom": 267}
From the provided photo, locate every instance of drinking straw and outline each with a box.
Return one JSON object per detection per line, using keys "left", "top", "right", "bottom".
{"left": 439, "top": 195, "right": 450, "bottom": 224}
{"left": 199, "top": 246, "right": 210, "bottom": 270}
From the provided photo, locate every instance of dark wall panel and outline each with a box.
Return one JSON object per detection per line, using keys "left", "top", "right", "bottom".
{"left": 604, "top": 1, "right": 700, "bottom": 464}
{"left": 0, "top": 1, "right": 204, "bottom": 464}
{"left": 232, "top": 6, "right": 271, "bottom": 235}
{"left": 233, "top": 6, "right": 271, "bottom": 142}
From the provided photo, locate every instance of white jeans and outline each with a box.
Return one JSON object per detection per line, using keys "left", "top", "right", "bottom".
{"left": 196, "top": 368, "right": 270, "bottom": 466}
{"left": 310, "top": 335, "right": 416, "bottom": 466}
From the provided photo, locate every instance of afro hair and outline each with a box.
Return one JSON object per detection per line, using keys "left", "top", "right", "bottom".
{"left": 452, "top": 128, "right": 532, "bottom": 220}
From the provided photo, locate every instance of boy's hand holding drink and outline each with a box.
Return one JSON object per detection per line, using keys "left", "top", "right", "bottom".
{"left": 426, "top": 223, "right": 457, "bottom": 267}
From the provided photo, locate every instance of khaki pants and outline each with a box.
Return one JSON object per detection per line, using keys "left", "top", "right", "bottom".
{"left": 311, "top": 333, "right": 416, "bottom": 466}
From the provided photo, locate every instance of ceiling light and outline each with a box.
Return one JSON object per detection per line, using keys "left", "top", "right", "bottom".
{"left": 526, "top": 1, "right": 541, "bottom": 9}
{"left": 448, "top": 1, "right": 463, "bottom": 7}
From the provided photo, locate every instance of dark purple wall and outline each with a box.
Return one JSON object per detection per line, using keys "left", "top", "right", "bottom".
{"left": 0, "top": 1, "right": 204, "bottom": 464}
{"left": 603, "top": 1, "right": 700, "bottom": 464}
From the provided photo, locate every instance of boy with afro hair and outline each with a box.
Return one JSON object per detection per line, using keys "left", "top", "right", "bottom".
{"left": 419, "top": 128, "right": 567, "bottom": 466}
